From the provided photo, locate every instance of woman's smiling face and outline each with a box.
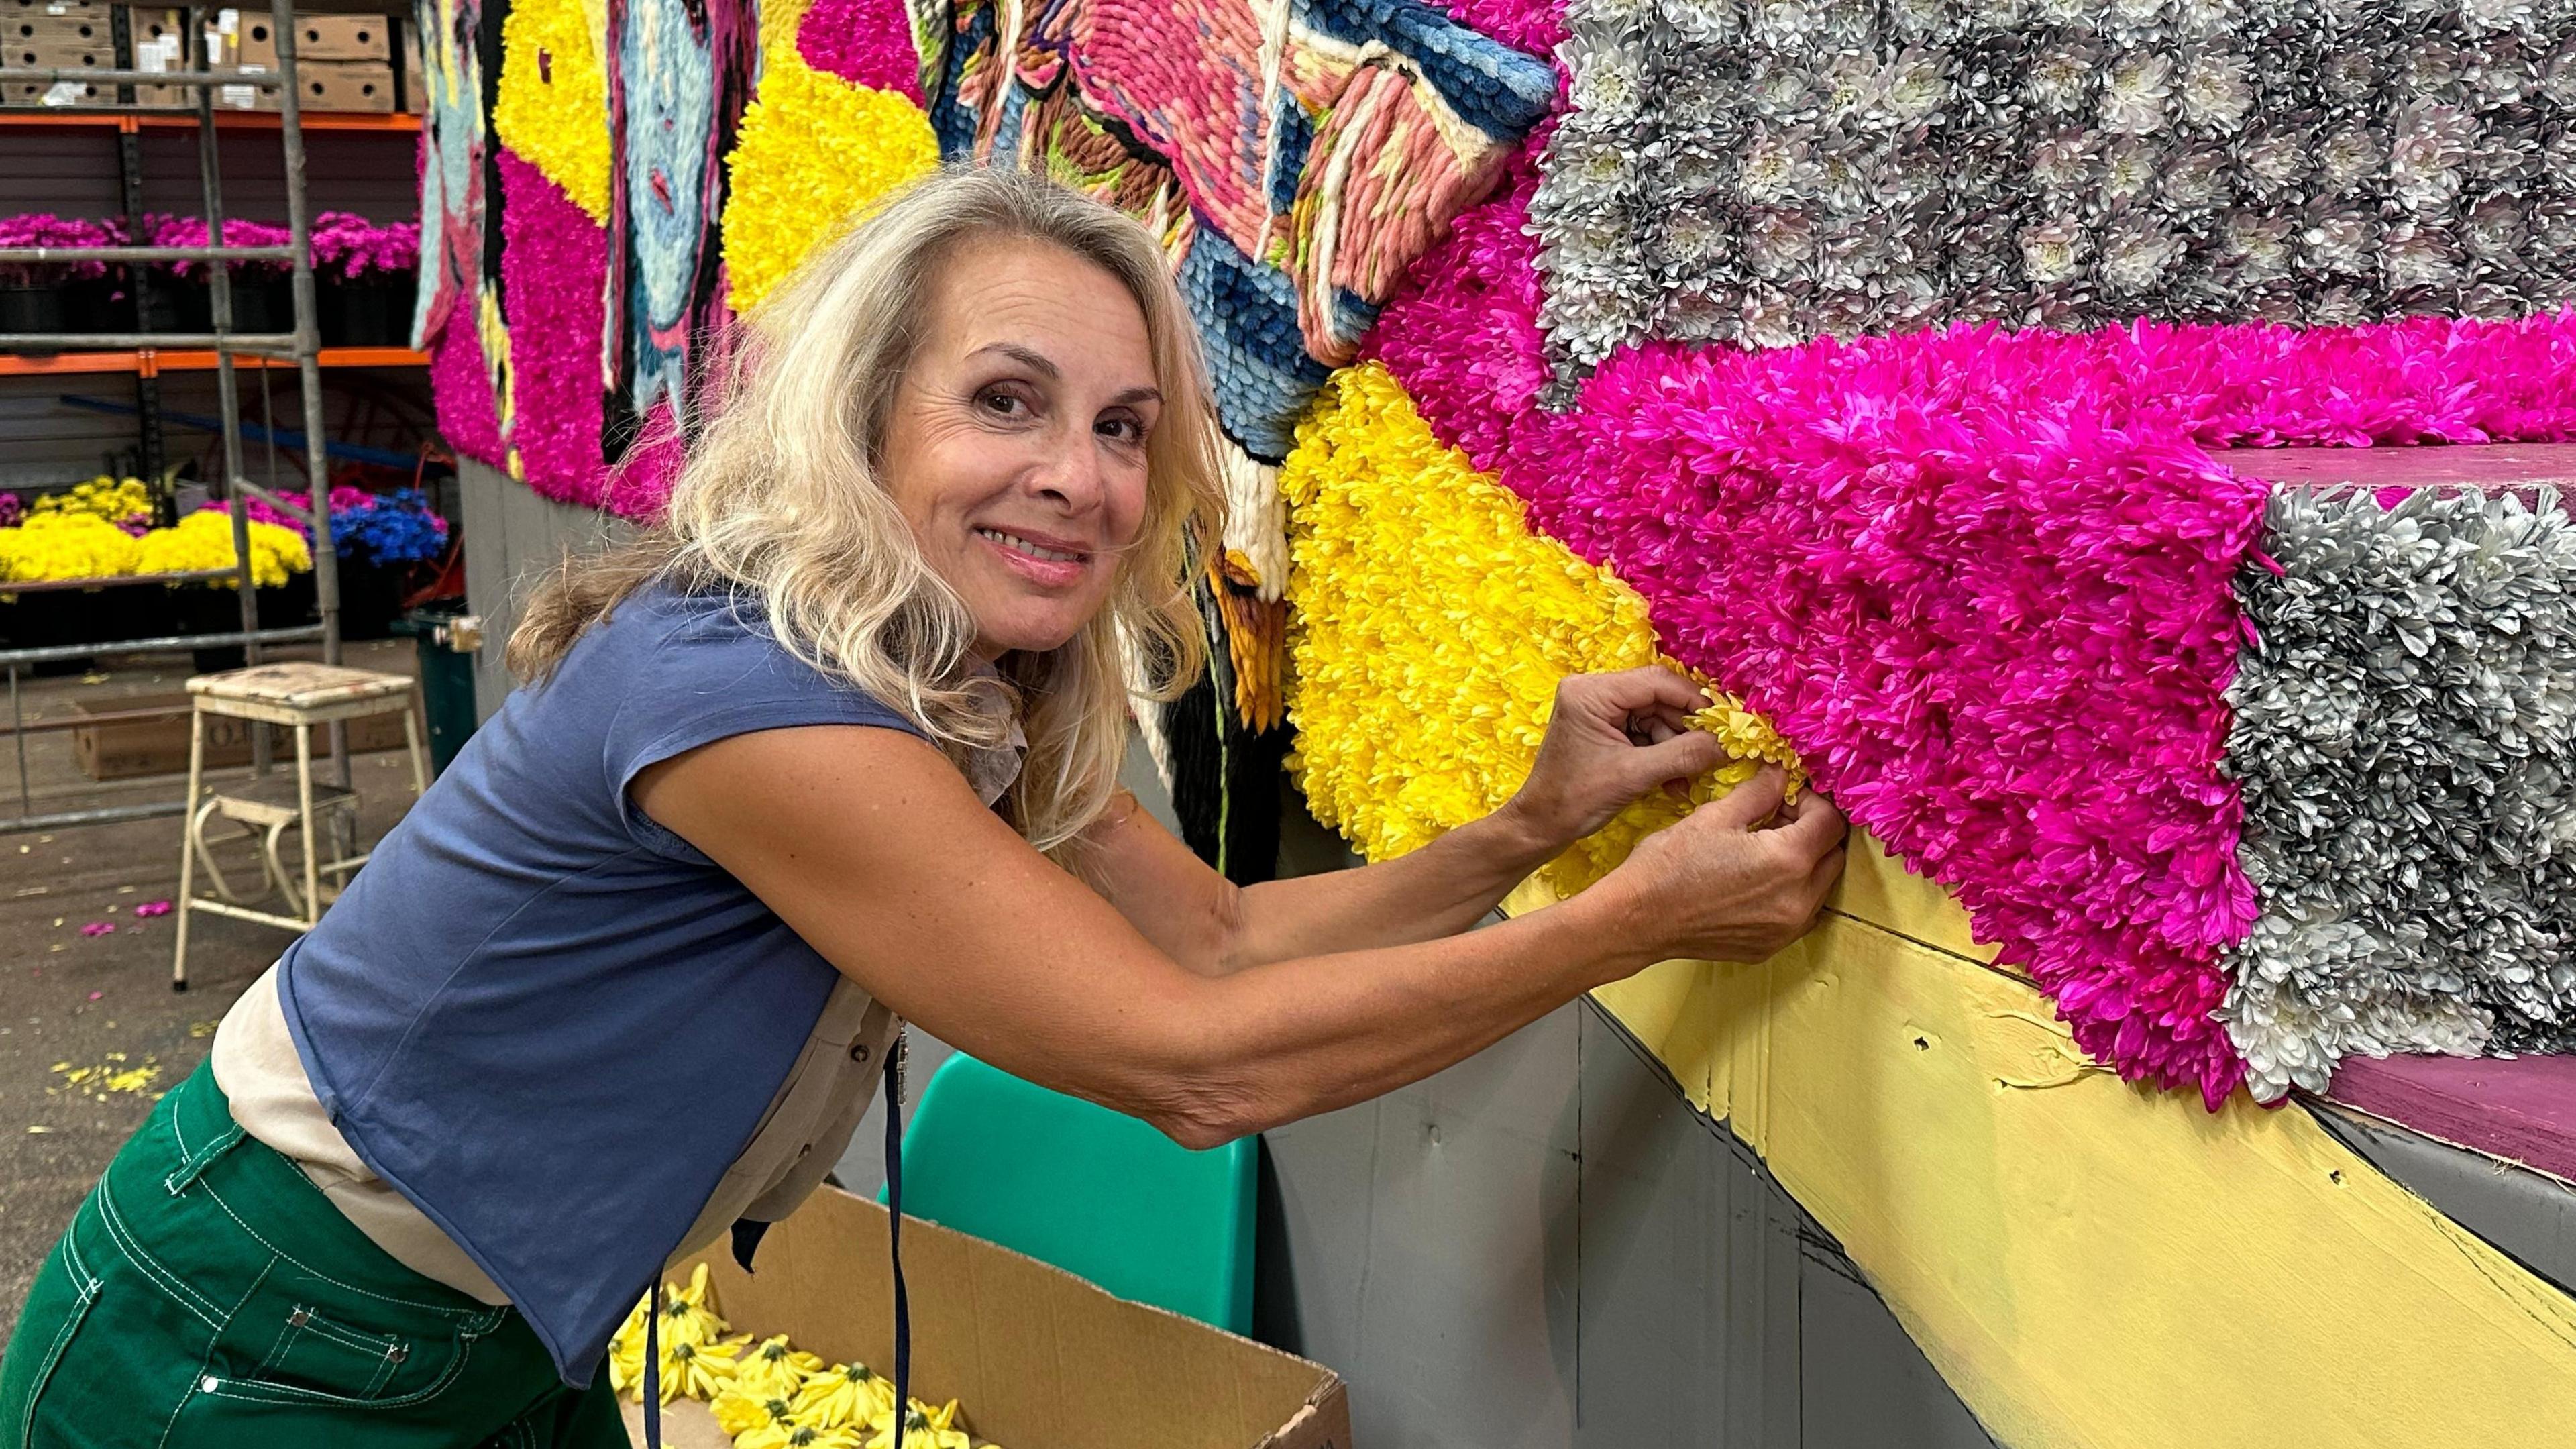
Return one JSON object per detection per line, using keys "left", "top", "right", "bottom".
{"left": 879, "top": 233, "right": 1161, "bottom": 660}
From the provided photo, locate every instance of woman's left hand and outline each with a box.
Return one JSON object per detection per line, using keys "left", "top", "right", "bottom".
{"left": 1507, "top": 668, "right": 1733, "bottom": 850}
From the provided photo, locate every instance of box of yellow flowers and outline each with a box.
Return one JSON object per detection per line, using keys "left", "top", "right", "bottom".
{"left": 614, "top": 1186, "right": 1348, "bottom": 1449}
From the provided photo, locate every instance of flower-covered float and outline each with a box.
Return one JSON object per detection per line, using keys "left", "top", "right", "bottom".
{"left": 415, "top": 0, "right": 2576, "bottom": 1439}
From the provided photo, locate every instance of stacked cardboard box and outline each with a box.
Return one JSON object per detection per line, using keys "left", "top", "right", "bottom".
{"left": 123, "top": 5, "right": 186, "bottom": 107}
{"left": 3, "top": 0, "right": 111, "bottom": 107}
{"left": 203, "top": 9, "right": 395, "bottom": 113}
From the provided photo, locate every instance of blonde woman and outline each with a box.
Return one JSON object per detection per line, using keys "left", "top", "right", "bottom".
{"left": 0, "top": 168, "right": 1845, "bottom": 1447}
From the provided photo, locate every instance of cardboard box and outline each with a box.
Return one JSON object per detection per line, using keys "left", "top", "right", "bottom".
{"left": 7, "top": 11, "right": 103, "bottom": 42}
{"left": 8, "top": 34, "right": 109, "bottom": 68}
{"left": 228, "top": 11, "right": 391, "bottom": 66}
{"left": 227, "top": 9, "right": 270, "bottom": 64}
{"left": 120, "top": 3, "right": 178, "bottom": 47}
{"left": 125, "top": 9, "right": 184, "bottom": 103}
{"left": 295, "top": 56, "right": 389, "bottom": 111}
{"left": 294, "top": 12, "right": 386, "bottom": 60}
{"left": 69, "top": 690, "right": 419, "bottom": 781}
{"left": 3, "top": 0, "right": 100, "bottom": 19}
{"left": 1, "top": 75, "right": 101, "bottom": 103}
{"left": 625, "top": 1187, "right": 1350, "bottom": 1449}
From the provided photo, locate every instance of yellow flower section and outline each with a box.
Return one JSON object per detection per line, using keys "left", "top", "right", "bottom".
{"left": 607, "top": 1265, "right": 981, "bottom": 1449}
{"left": 0, "top": 512, "right": 308, "bottom": 588}
{"left": 0, "top": 514, "right": 143, "bottom": 584}
{"left": 720, "top": 0, "right": 937, "bottom": 318}
{"left": 133, "top": 513, "right": 313, "bottom": 588}
{"left": 31, "top": 476, "right": 152, "bottom": 529}
{"left": 493, "top": 0, "right": 611, "bottom": 219}
{"left": 1282, "top": 362, "right": 1801, "bottom": 897}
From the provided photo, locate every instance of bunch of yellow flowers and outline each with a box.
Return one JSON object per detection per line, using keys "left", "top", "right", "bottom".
{"left": 132, "top": 512, "right": 313, "bottom": 589}
{"left": 608, "top": 1265, "right": 980, "bottom": 1449}
{"left": 0, "top": 513, "right": 144, "bottom": 585}
{"left": 30, "top": 475, "right": 152, "bottom": 531}
{"left": 0, "top": 492, "right": 311, "bottom": 590}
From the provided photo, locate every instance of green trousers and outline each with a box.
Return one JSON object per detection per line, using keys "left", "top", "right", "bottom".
{"left": 0, "top": 1059, "right": 629, "bottom": 1448}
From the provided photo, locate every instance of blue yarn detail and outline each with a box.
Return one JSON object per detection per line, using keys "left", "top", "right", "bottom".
{"left": 1179, "top": 228, "right": 1328, "bottom": 464}
{"left": 1295, "top": 0, "right": 1558, "bottom": 139}
{"left": 1265, "top": 99, "right": 1313, "bottom": 218}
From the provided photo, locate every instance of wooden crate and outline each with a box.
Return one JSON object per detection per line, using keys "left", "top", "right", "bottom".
{"left": 68, "top": 690, "right": 416, "bottom": 781}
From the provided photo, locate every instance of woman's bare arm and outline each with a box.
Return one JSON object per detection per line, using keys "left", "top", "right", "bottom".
{"left": 1081, "top": 669, "right": 1739, "bottom": 975}
{"left": 631, "top": 721, "right": 1840, "bottom": 1147}
{"left": 1071, "top": 789, "right": 1563, "bottom": 976}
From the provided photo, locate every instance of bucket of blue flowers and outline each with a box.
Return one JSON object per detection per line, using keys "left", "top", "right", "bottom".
{"left": 330, "top": 486, "right": 451, "bottom": 640}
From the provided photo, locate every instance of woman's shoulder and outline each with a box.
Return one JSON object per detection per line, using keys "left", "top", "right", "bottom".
{"left": 563, "top": 582, "right": 924, "bottom": 733}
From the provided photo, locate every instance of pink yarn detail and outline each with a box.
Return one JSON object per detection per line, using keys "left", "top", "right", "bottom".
{"left": 796, "top": 0, "right": 923, "bottom": 101}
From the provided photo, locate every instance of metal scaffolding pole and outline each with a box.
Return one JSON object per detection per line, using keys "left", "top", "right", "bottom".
{"left": 0, "top": 13, "right": 345, "bottom": 831}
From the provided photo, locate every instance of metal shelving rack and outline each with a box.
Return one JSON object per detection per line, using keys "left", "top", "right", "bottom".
{"left": 0, "top": 1, "right": 343, "bottom": 834}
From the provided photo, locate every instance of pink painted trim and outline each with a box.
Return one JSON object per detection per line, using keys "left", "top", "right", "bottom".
{"left": 2332, "top": 1054, "right": 2576, "bottom": 1185}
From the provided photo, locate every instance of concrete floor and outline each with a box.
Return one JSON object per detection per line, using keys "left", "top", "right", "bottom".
{"left": 0, "top": 639, "right": 423, "bottom": 1352}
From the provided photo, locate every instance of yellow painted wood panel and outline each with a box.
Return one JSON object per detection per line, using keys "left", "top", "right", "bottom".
{"left": 1505, "top": 881, "right": 2576, "bottom": 1448}
{"left": 1823, "top": 829, "right": 2000, "bottom": 969}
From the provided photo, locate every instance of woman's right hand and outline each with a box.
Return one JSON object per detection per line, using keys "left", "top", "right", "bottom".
{"left": 1599, "top": 765, "right": 1847, "bottom": 969}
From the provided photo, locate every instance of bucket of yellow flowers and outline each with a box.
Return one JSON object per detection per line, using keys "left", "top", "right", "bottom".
{"left": 0, "top": 480, "right": 160, "bottom": 670}
{"left": 0, "top": 477, "right": 315, "bottom": 672}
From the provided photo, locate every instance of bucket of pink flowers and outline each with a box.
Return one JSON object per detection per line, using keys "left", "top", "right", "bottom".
{"left": 311, "top": 213, "right": 421, "bottom": 347}
{"left": 0, "top": 215, "right": 130, "bottom": 341}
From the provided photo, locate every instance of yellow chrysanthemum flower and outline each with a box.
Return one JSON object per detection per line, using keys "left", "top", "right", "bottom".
{"left": 863, "top": 1404, "right": 969, "bottom": 1449}
{"left": 31, "top": 476, "right": 152, "bottom": 528}
{"left": 740, "top": 1421, "right": 863, "bottom": 1449}
{"left": 0, "top": 513, "right": 142, "bottom": 584}
{"left": 1281, "top": 362, "right": 1803, "bottom": 898}
{"left": 712, "top": 1387, "right": 800, "bottom": 1438}
{"left": 792, "top": 1360, "right": 898, "bottom": 1430}
{"left": 737, "top": 1334, "right": 828, "bottom": 1401}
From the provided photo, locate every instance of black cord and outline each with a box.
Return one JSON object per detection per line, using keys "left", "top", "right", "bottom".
{"left": 885, "top": 1029, "right": 911, "bottom": 1449}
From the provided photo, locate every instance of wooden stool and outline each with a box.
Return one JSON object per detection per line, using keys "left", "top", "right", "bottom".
{"left": 172, "top": 662, "right": 429, "bottom": 991}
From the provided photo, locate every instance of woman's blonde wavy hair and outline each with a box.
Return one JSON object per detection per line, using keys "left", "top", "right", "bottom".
{"left": 508, "top": 166, "right": 1224, "bottom": 867}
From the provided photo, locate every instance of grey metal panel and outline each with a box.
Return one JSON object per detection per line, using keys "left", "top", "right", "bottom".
{"left": 1263, "top": 1006, "right": 1583, "bottom": 1449}
{"left": 455, "top": 458, "right": 511, "bottom": 717}
{"left": 454, "top": 458, "right": 633, "bottom": 716}
{"left": 1574, "top": 1005, "right": 1799, "bottom": 1449}
{"left": 1796, "top": 1256, "right": 1999, "bottom": 1449}
{"left": 2312, "top": 1103, "right": 2576, "bottom": 1295}
{"left": 1259, "top": 991, "right": 1998, "bottom": 1449}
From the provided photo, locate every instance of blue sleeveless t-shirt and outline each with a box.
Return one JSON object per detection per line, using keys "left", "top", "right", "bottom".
{"left": 274, "top": 584, "right": 927, "bottom": 1384}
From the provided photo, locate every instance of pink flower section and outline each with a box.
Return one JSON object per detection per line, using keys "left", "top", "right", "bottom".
{"left": 796, "top": 0, "right": 924, "bottom": 101}
{"left": 1366, "top": 159, "right": 2576, "bottom": 1103}
{"left": 600, "top": 400, "right": 686, "bottom": 521}
{"left": 427, "top": 306, "right": 504, "bottom": 468}
{"left": 498, "top": 150, "right": 611, "bottom": 510}
{"left": 1426, "top": 0, "right": 1565, "bottom": 56}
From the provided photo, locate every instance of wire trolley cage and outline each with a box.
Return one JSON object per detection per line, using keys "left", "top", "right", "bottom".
{"left": 0, "top": 1, "right": 350, "bottom": 836}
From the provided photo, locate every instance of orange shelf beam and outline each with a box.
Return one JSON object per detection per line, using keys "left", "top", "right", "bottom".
{"left": 0, "top": 346, "right": 427, "bottom": 378}
{"left": 0, "top": 109, "right": 421, "bottom": 133}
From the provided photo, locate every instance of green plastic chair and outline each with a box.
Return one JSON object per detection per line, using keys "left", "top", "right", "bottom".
{"left": 881, "top": 1052, "right": 1254, "bottom": 1334}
